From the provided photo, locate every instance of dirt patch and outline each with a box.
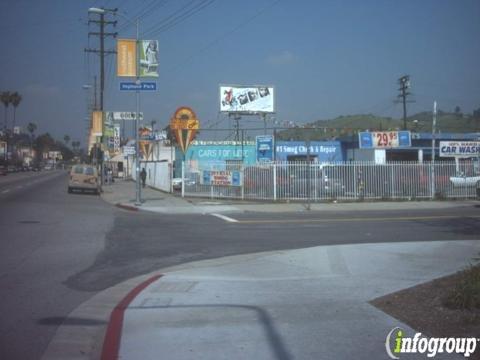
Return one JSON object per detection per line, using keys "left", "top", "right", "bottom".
{"left": 371, "top": 266, "right": 480, "bottom": 359}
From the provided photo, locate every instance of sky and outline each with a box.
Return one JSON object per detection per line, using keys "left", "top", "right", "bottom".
{"left": 1, "top": 0, "right": 479, "bottom": 146}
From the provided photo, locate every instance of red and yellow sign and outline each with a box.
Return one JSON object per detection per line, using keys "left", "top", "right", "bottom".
{"left": 170, "top": 107, "right": 200, "bottom": 153}
{"left": 117, "top": 39, "right": 137, "bottom": 77}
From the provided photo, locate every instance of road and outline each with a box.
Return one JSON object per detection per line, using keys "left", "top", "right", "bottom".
{"left": 0, "top": 171, "right": 479, "bottom": 359}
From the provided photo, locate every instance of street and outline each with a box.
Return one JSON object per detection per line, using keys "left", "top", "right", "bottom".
{"left": 0, "top": 172, "right": 479, "bottom": 359}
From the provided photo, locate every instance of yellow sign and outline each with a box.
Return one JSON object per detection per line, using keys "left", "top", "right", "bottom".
{"left": 170, "top": 107, "right": 200, "bottom": 153}
{"left": 117, "top": 39, "right": 137, "bottom": 77}
{"left": 91, "top": 111, "right": 103, "bottom": 136}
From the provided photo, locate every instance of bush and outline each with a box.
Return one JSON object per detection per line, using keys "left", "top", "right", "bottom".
{"left": 444, "top": 264, "right": 480, "bottom": 310}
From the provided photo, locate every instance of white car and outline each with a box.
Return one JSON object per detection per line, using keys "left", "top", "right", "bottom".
{"left": 172, "top": 178, "right": 182, "bottom": 191}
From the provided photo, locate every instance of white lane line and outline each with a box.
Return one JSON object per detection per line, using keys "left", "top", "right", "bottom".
{"left": 211, "top": 213, "right": 239, "bottom": 223}
{"left": 1, "top": 189, "right": 10, "bottom": 194}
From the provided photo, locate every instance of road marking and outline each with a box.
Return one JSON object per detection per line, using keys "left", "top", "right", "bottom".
{"left": 1, "top": 189, "right": 10, "bottom": 194}
{"left": 235, "top": 214, "right": 480, "bottom": 225}
{"left": 17, "top": 185, "right": 24, "bottom": 189}
{"left": 211, "top": 213, "right": 239, "bottom": 223}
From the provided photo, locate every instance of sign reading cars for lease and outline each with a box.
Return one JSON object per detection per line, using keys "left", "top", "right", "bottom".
{"left": 201, "top": 170, "right": 243, "bottom": 187}
{"left": 439, "top": 141, "right": 480, "bottom": 158}
{"left": 220, "top": 85, "right": 274, "bottom": 114}
{"left": 359, "top": 131, "right": 411, "bottom": 149}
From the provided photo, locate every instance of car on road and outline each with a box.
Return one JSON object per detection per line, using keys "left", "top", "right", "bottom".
{"left": 68, "top": 164, "right": 100, "bottom": 194}
{"left": 476, "top": 180, "right": 480, "bottom": 200}
{"left": 0, "top": 165, "right": 7, "bottom": 176}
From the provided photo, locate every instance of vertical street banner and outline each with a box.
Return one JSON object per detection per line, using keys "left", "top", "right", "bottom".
{"left": 139, "top": 40, "right": 159, "bottom": 78}
{"left": 117, "top": 39, "right": 137, "bottom": 77}
{"left": 91, "top": 111, "right": 103, "bottom": 136}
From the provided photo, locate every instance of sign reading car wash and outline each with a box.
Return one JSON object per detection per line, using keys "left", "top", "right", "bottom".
{"left": 201, "top": 170, "right": 242, "bottom": 186}
{"left": 359, "top": 131, "right": 411, "bottom": 148}
{"left": 439, "top": 141, "right": 480, "bottom": 158}
{"left": 170, "top": 107, "right": 200, "bottom": 153}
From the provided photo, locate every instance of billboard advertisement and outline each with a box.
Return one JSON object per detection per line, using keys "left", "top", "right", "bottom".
{"left": 139, "top": 40, "right": 159, "bottom": 78}
{"left": 439, "top": 141, "right": 480, "bottom": 158}
{"left": 117, "top": 39, "right": 137, "bottom": 77}
{"left": 220, "top": 85, "right": 274, "bottom": 114}
{"left": 359, "top": 131, "right": 411, "bottom": 149}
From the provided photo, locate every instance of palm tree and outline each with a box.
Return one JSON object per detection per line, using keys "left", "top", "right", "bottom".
{"left": 64, "top": 135, "right": 70, "bottom": 147}
{"left": 9, "top": 92, "right": 21, "bottom": 130}
{"left": 1, "top": 91, "right": 11, "bottom": 131}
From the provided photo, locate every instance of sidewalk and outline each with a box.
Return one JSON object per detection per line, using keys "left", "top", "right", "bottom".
{"left": 117, "top": 240, "right": 480, "bottom": 360}
{"left": 101, "top": 178, "right": 475, "bottom": 214}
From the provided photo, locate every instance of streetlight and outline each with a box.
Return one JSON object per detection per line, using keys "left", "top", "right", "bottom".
{"left": 88, "top": 7, "right": 142, "bottom": 205}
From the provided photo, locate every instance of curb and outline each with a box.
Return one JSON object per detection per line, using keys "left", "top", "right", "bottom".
{"left": 115, "top": 203, "right": 139, "bottom": 211}
{"left": 101, "top": 274, "right": 163, "bottom": 360}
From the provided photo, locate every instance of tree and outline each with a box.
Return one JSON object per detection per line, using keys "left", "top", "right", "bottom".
{"left": 27, "top": 122, "right": 37, "bottom": 139}
{"left": 1, "top": 91, "right": 10, "bottom": 130}
{"left": 9, "top": 92, "right": 21, "bottom": 130}
{"left": 64, "top": 135, "right": 70, "bottom": 146}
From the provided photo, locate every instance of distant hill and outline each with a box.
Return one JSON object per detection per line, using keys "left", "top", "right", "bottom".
{"left": 275, "top": 112, "right": 480, "bottom": 141}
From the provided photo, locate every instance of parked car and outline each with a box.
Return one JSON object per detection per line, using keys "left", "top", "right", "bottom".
{"left": 68, "top": 164, "right": 100, "bottom": 194}
{"left": 7, "top": 165, "right": 16, "bottom": 173}
{"left": 476, "top": 180, "right": 480, "bottom": 200}
{"left": 0, "top": 165, "right": 7, "bottom": 176}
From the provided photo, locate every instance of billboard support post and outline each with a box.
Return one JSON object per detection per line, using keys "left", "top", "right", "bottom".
{"left": 134, "top": 18, "right": 142, "bottom": 206}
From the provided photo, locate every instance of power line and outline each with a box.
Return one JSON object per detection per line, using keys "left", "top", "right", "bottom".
{"left": 166, "top": 0, "right": 281, "bottom": 75}
{"left": 141, "top": 0, "right": 215, "bottom": 37}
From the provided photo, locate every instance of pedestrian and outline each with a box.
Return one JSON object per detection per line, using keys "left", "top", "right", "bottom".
{"left": 140, "top": 168, "right": 147, "bottom": 188}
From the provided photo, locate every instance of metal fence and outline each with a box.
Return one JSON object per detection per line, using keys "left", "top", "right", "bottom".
{"left": 182, "top": 161, "right": 480, "bottom": 201}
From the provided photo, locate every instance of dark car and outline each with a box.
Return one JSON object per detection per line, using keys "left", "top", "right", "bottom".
{"left": 476, "top": 180, "right": 480, "bottom": 200}
{"left": 0, "top": 165, "right": 7, "bottom": 176}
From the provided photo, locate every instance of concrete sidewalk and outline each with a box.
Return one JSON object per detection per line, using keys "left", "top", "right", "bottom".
{"left": 117, "top": 240, "right": 479, "bottom": 360}
{"left": 101, "top": 179, "right": 474, "bottom": 214}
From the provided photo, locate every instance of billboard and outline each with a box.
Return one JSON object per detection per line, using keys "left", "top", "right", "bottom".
{"left": 139, "top": 40, "right": 159, "bottom": 78}
{"left": 220, "top": 85, "right": 274, "bottom": 114}
{"left": 359, "top": 131, "right": 411, "bottom": 149}
{"left": 439, "top": 141, "right": 480, "bottom": 158}
{"left": 117, "top": 39, "right": 137, "bottom": 77}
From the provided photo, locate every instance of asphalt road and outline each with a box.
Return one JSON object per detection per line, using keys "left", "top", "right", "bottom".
{"left": 0, "top": 171, "right": 479, "bottom": 359}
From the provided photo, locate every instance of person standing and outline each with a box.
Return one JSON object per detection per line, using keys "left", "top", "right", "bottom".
{"left": 140, "top": 168, "right": 147, "bottom": 188}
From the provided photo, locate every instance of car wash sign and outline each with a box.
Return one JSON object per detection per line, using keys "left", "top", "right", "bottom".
{"left": 439, "top": 141, "right": 480, "bottom": 158}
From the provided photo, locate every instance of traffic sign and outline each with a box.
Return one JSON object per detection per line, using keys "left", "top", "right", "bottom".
{"left": 119, "top": 82, "right": 157, "bottom": 91}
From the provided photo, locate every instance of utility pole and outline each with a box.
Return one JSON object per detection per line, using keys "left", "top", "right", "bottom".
{"left": 397, "top": 75, "right": 414, "bottom": 130}
{"left": 85, "top": 8, "right": 117, "bottom": 111}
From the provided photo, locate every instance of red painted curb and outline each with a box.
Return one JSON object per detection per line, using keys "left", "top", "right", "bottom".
{"left": 115, "top": 203, "right": 139, "bottom": 211}
{"left": 101, "top": 274, "right": 163, "bottom": 360}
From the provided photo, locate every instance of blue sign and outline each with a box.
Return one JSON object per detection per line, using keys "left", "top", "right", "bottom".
{"left": 275, "top": 141, "right": 343, "bottom": 162}
{"left": 256, "top": 135, "right": 274, "bottom": 162}
{"left": 359, "top": 132, "right": 373, "bottom": 148}
{"left": 398, "top": 131, "right": 411, "bottom": 147}
{"left": 119, "top": 82, "right": 157, "bottom": 91}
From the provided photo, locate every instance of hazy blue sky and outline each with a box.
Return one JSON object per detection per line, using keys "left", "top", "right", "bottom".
{"left": 1, "top": 0, "right": 479, "bottom": 144}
